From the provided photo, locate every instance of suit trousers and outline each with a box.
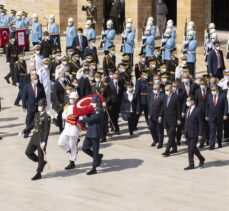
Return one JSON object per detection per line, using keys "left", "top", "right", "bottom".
{"left": 26, "top": 110, "right": 36, "bottom": 128}
{"left": 224, "top": 117, "right": 229, "bottom": 140}
{"left": 101, "top": 111, "right": 108, "bottom": 140}
{"left": 110, "top": 101, "right": 121, "bottom": 132}
{"left": 136, "top": 104, "right": 148, "bottom": 126}
{"left": 208, "top": 120, "right": 223, "bottom": 146}
{"left": 187, "top": 62, "right": 196, "bottom": 79}
{"left": 127, "top": 112, "right": 137, "bottom": 135}
{"left": 5, "top": 62, "right": 15, "bottom": 81}
{"left": 164, "top": 122, "right": 177, "bottom": 152}
{"left": 25, "top": 135, "right": 46, "bottom": 173}
{"left": 187, "top": 136, "right": 204, "bottom": 166}
{"left": 149, "top": 117, "right": 164, "bottom": 144}
{"left": 82, "top": 137, "right": 100, "bottom": 168}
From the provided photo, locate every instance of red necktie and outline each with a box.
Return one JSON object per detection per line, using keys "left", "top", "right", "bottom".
{"left": 213, "top": 95, "right": 217, "bottom": 107}
{"left": 33, "top": 84, "right": 36, "bottom": 97}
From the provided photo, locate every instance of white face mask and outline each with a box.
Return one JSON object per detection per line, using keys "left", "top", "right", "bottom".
{"left": 32, "top": 70, "right": 36, "bottom": 75}
{"left": 165, "top": 91, "right": 170, "bottom": 96}
{"left": 212, "top": 91, "right": 217, "bottom": 95}
{"left": 109, "top": 74, "right": 114, "bottom": 79}
{"left": 141, "top": 58, "right": 146, "bottom": 63}
{"left": 56, "top": 56, "right": 62, "bottom": 61}
{"left": 19, "top": 57, "right": 24, "bottom": 61}
{"left": 127, "top": 88, "right": 133, "bottom": 93}
{"left": 182, "top": 78, "right": 189, "bottom": 83}
{"left": 60, "top": 77, "right": 65, "bottom": 82}
{"left": 151, "top": 64, "right": 156, "bottom": 68}
{"left": 35, "top": 51, "right": 40, "bottom": 55}
{"left": 68, "top": 22, "right": 72, "bottom": 27}
{"left": 172, "top": 87, "right": 177, "bottom": 92}
{"left": 107, "top": 25, "right": 112, "bottom": 29}
{"left": 44, "top": 64, "right": 49, "bottom": 69}
{"left": 188, "top": 35, "right": 193, "bottom": 40}
{"left": 113, "top": 79, "right": 118, "bottom": 83}
{"left": 161, "top": 68, "right": 166, "bottom": 73}
{"left": 78, "top": 32, "right": 82, "bottom": 36}
{"left": 216, "top": 46, "right": 220, "bottom": 51}
{"left": 186, "top": 101, "right": 191, "bottom": 107}
{"left": 161, "top": 79, "right": 167, "bottom": 83}
{"left": 38, "top": 106, "right": 43, "bottom": 112}
{"left": 11, "top": 39, "right": 15, "bottom": 43}
{"left": 153, "top": 90, "right": 158, "bottom": 94}
{"left": 119, "top": 68, "right": 125, "bottom": 73}
{"left": 62, "top": 61, "right": 67, "bottom": 66}
{"left": 200, "top": 85, "right": 206, "bottom": 90}
{"left": 33, "top": 80, "right": 38, "bottom": 85}
{"left": 111, "top": 51, "right": 115, "bottom": 55}
{"left": 69, "top": 99, "right": 75, "bottom": 105}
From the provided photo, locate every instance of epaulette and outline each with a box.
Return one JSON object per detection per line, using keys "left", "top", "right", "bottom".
{"left": 220, "top": 78, "right": 226, "bottom": 82}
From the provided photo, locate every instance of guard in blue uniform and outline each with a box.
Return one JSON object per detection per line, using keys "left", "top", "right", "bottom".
{"left": 22, "top": 11, "right": 31, "bottom": 51}
{"left": 65, "top": 17, "right": 77, "bottom": 48}
{"left": 142, "top": 25, "right": 155, "bottom": 59}
{"left": 80, "top": 96, "right": 104, "bottom": 175}
{"left": 15, "top": 11, "right": 25, "bottom": 29}
{"left": 102, "top": 20, "right": 116, "bottom": 55}
{"left": 0, "top": 8, "right": 10, "bottom": 27}
{"left": 48, "top": 15, "right": 59, "bottom": 34}
{"left": 85, "top": 19, "right": 96, "bottom": 40}
{"left": 31, "top": 13, "right": 42, "bottom": 46}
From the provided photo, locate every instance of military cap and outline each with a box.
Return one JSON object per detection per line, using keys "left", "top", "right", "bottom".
{"left": 85, "top": 53, "right": 93, "bottom": 59}
{"left": 160, "top": 64, "right": 167, "bottom": 68}
{"left": 66, "top": 46, "right": 74, "bottom": 52}
{"left": 161, "top": 73, "right": 169, "bottom": 78}
{"left": 71, "top": 51, "right": 80, "bottom": 57}
{"left": 149, "top": 60, "right": 156, "bottom": 64}
{"left": 38, "top": 99, "right": 47, "bottom": 107}
{"left": 65, "top": 84, "right": 73, "bottom": 90}
{"left": 180, "top": 55, "right": 187, "bottom": 60}
{"left": 183, "top": 67, "right": 190, "bottom": 73}
{"left": 55, "top": 49, "right": 62, "bottom": 55}
{"left": 88, "top": 37, "right": 96, "bottom": 42}
{"left": 34, "top": 45, "right": 41, "bottom": 50}
{"left": 203, "top": 74, "right": 210, "bottom": 80}
{"left": 11, "top": 10, "right": 16, "bottom": 14}
{"left": 0, "top": 5, "right": 4, "bottom": 9}
{"left": 43, "top": 59, "right": 50, "bottom": 65}
{"left": 43, "top": 31, "right": 49, "bottom": 36}
{"left": 122, "top": 53, "right": 130, "bottom": 58}
{"left": 18, "top": 52, "right": 25, "bottom": 57}
{"left": 141, "top": 69, "right": 149, "bottom": 74}
{"left": 95, "top": 72, "right": 102, "bottom": 77}
{"left": 22, "top": 11, "right": 28, "bottom": 15}
{"left": 61, "top": 56, "right": 68, "bottom": 62}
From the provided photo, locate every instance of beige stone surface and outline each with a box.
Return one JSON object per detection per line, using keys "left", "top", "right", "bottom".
{"left": 0, "top": 34, "right": 229, "bottom": 211}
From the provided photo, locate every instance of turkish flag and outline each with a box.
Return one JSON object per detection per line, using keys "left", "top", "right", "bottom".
{"left": 0, "top": 27, "right": 10, "bottom": 47}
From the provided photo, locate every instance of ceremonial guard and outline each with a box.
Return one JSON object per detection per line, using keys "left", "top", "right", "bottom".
{"left": 31, "top": 13, "right": 42, "bottom": 46}
{"left": 15, "top": 11, "right": 25, "bottom": 29}
{"left": 103, "top": 45, "right": 116, "bottom": 76}
{"left": 102, "top": 20, "right": 116, "bottom": 55}
{"left": 58, "top": 92, "right": 80, "bottom": 170}
{"left": 142, "top": 25, "right": 155, "bottom": 59}
{"left": 48, "top": 15, "right": 59, "bottom": 34}
{"left": 166, "top": 20, "right": 176, "bottom": 40}
{"left": 0, "top": 8, "right": 10, "bottom": 27}
{"left": 13, "top": 53, "right": 27, "bottom": 106}
{"left": 82, "top": 0, "right": 97, "bottom": 28}
{"left": 80, "top": 96, "right": 104, "bottom": 175}
{"left": 22, "top": 11, "right": 31, "bottom": 51}
{"left": 24, "top": 99, "right": 51, "bottom": 180}
{"left": 4, "top": 35, "right": 20, "bottom": 85}
{"left": 64, "top": 17, "right": 77, "bottom": 48}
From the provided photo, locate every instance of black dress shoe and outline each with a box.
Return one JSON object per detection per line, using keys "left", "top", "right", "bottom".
{"left": 218, "top": 144, "right": 223, "bottom": 148}
{"left": 151, "top": 142, "right": 157, "bottom": 147}
{"left": 162, "top": 151, "right": 170, "bottom": 157}
{"left": 86, "top": 168, "right": 97, "bottom": 175}
{"left": 31, "top": 172, "right": 42, "bottom": 180}
{"left": 199, "top": 158, "right": 205, "bottom": 168}
{"left": 170, "top": 149, "right": 177, "bottom": 154}
{"left": 157, "top": 144, "right": 163, "bottom": 149}
{"left": 24, "top": 133, "right": 29, "bottom": 138}
{"left": 65, "top": 161, "right": 76, "bottom": 170}
{"left": 184, "top": 165, "right": 194, "bottom": 170}
{"left": 14, "top": 102, "right": 20, "bottom": 107}
{"left": 199, "top": 144, "right": 204, "bottom": 149}
{"left": 208, "top": 146, "right": 215, "bottom": 150}
{"left": 4, "top": 76, "right": 10, "bottom": 84}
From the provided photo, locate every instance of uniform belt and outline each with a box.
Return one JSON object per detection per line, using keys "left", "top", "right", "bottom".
{"left": 140, "top": 93, "right": 147, "bottom": 96}
{"left": 188, "top": 51, "right": 196, "bottom": 54}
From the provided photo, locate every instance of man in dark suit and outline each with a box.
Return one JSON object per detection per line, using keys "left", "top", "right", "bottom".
{"left": 183, "top": 96, "right": 205, "bottom": 170}
{"left": 83, "top": 38, "right": 99, "bottom": 65}
{"left": 148, "top": 83, "right": 164, "bottom": 148}
{"left": 22, "top": 74, "right": 46, "bottom": 138}
{"left": 78, "top": 68, "right": 92, "bottom": 98}
{"left": 40, "top": 31, "right": 53, "bottom": 59}
{"left": 52, "top": 71, "right": 66, "bottom": 133}
{"left": 80, "top": 96, "right": 104, "bottom": 175}
{"left": 207, "top": 41, "right": 225, "bottom": 80}
{"left": 72, "top": 28, "right": 88, "bottom": 58}
{"left": 159, "top": 83, "right": 181, "bottom": 156}
{"left": 195, "top": 78, "right": 211, "bottom": 148}
{"left": 206, "top": 85, "right": 228, "bottom": 149}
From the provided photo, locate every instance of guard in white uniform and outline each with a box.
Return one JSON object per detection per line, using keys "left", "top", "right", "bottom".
{"left": 58, "top": 92, "right": 79, "bottom": 170}
{"left": 218, "top": 69, "right": 229, "bottom": 91}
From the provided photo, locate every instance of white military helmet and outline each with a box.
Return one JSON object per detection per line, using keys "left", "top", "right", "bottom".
{"left": 107, "top": 20, "right": 113, "bottom": 26}
{"left": 126, "top": 18, "right": 132, "bottom": 24}
{"left": 68, "top": 17, "right": 74, "bottom": 23}
{"left": 16, "top": 11, "right": 22, "bottom": 16}
{"left": 209, "top": 23, "right": 215, "bottom": 29}
{"left": 148, "top": 17, "right": 154, "bottom": 22}
{"left": 49, "top": 14, "right": 55, "bottom": 22}
{"left": 167, "top": 19, "right": 173, "bottom": 26}
{"left": 69, "top": 91, "right": 78, "bottom": 99}
{"left": 126, "top": 22, "right": 132, "bottom": 30}
{"left": 188, "top": 21, "right": 195, "bottom": 28}
{"left": 86, "top": 19, "right": 92, "bottom": 25}
{"left": 33, "top": 13, "right": 38, "bottom": 18}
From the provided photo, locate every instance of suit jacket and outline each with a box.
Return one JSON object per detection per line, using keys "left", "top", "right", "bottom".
{"left": 82, "top": 107, "right": 103, "bottom": 139}
{"left": 122, "top": 92, "right": 138, "bottom": 113}
{"left": 52, "top": 80, "right": 66, "bottom": 112}
{"left": 195, "top": 88, "right": 211, "bottom": 113}
{"left": 205, "top": 93, "right": 228, "bottom": 123}
{"left": 108, "top": 79, "right": 124, "bottom": 103}
{"left": 40, "top": 39, "right": 53, "bottom": 59}
{"left": 22, "top": 82, "right": 46, "bottom": 112}
{"left": 184, "top": 106, "right": 203, "bottom": 138}
{"left": 72, "top": 35, "right": 88, "bottom": 52}
{"left": 78, "top": 77, "right": 92, "bottom": 98}
{"left": 208, "top": 49, "right": 225, "bottom": 75}
{"left": 160, "top": 93, "right": 181, "bottom": 126}
{"left": 148, "top": 90, "right": 165, "bottom": 120}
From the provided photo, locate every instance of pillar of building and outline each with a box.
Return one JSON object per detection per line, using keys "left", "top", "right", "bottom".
{"left": 125, "top": 0, "right": 154, "bottom": 41}
{"left": 177, "top": 0, "right": 206, "bottom": 45}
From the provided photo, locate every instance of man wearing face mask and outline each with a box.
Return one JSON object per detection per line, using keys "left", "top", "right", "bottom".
{"left": 15, "top": 11, "right": 25, "bottom": 29}
{"left": 78, "top": 68, "right": 92, "bottom": 98}
{"left": 48, "top": 15, "right": 59, "bottom": 35}
{"left": 40, "top": 31, "right": 52, "bottom": 59}
{"left": 58, "top": 92, "right": 80, "bottom": 170}
{"left": 91, "top": 71, "right": 111, "bottom": 142}
{"left": 205, "top": 85, "right": 228, "bottom": 150}
{"left": 72, "top": 28, "right": 88, "bottom": 58}
{"left": 194, "top": 78, "right": 211, "bottom": 148}
{"left": 159, "top": 83, "right": 181, "bottom": 156}
{"left": 69, "top": 51, "right": 81, "bottom": 79}
{"left": 135, "top": 53, "right": 147, "bottom": 79}
{"left": 183, "top": 96, "right": 205, "bottom": 170}
{"left": 37, "top": 59, "right": 51, "bottom": 114}
{"left": 13, "top": 52, "right": 27, "bottom": 107}
{"left": 85, "top": 20, "right": 96, "bottom": 40}
{"left": 135, "top": 70, "right": 149, "bottom": 127}
{"left": 218, "top": 69, "right": 229, "bottom": 93}
{"left": 103, "top": 45, "right": 116, "bottom": 76}
{"left": 0, "top": 8, "right": 10, "bottom": 27}
{"left": 84, "top": 39, "right": 99, "bottom": 66}
{"left": 64, "top": 17, "right": 77, "bottom": 48}
{"left": 55, "top": 56, "right": 70, "bottom": 81}
{"left": 82, "top": 0, "right": 97, "bottom": 28}
{"left": 24, "top": 99, "right": 51, "bottom": 181}
{"left": 22, "top": 74, "right": 46, "bottom": 138}
{"left": 224, "top": 81, "right": 229, "bottom": 142}
{"left": 31, "top": 13, "right": 42, "bottom": 46}
{"left": 49, "top": 49, "right": 62, "bottom": 82}
{"left": 148, "top": 83, "right": 165, "bottom": 148}
{"left": 122, "top": 22, "right": 136, "bottom": 71}
{"left": 103, "top": 20, "right": 116, "bottom": 55}
{"left": 142, "top": 25, "right": 155, "bottom": 59}
{"left": 22, "top": 11, "right": 31, "bottom": 51}
{"left": 52, "top": 71, "right": 67, "bottom": 133}
{"left": 208, "top": 41, "right": 225, "bottom": 80}
{"left": 34, "top": 45, "right": 44, "bottom": 71}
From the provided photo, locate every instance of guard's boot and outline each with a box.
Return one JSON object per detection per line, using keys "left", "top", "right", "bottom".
{"left": 65, "top": 161, "right": 76, "bottom": 170}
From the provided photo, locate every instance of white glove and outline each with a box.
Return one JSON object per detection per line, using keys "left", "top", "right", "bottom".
{"left": 40, "top": 142, "right": 46, "bottom": 150}
{"left": 7, "top": 62, "right": 10, "bottom": 65}
{"left": 16, "top": 83, "right": 19, "bottom": 87}
{"left": 79, "top": 116, "right": 84, "bottom": 121}
{"left": 102, "top": 102, "right": 106, "bottom": 107}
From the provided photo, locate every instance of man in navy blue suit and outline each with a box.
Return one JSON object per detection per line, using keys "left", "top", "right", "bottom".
{"left": 22, "top": 74, "right": 46, "bottom": 138}
{"left": 79, "top": 96, "right": 104, "bottom": 175}
{"left": 183, "top": 96, "right": 205, "bottom": 170}
{"left": 205, "top": 85, "right": 228, "bottom": 149}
